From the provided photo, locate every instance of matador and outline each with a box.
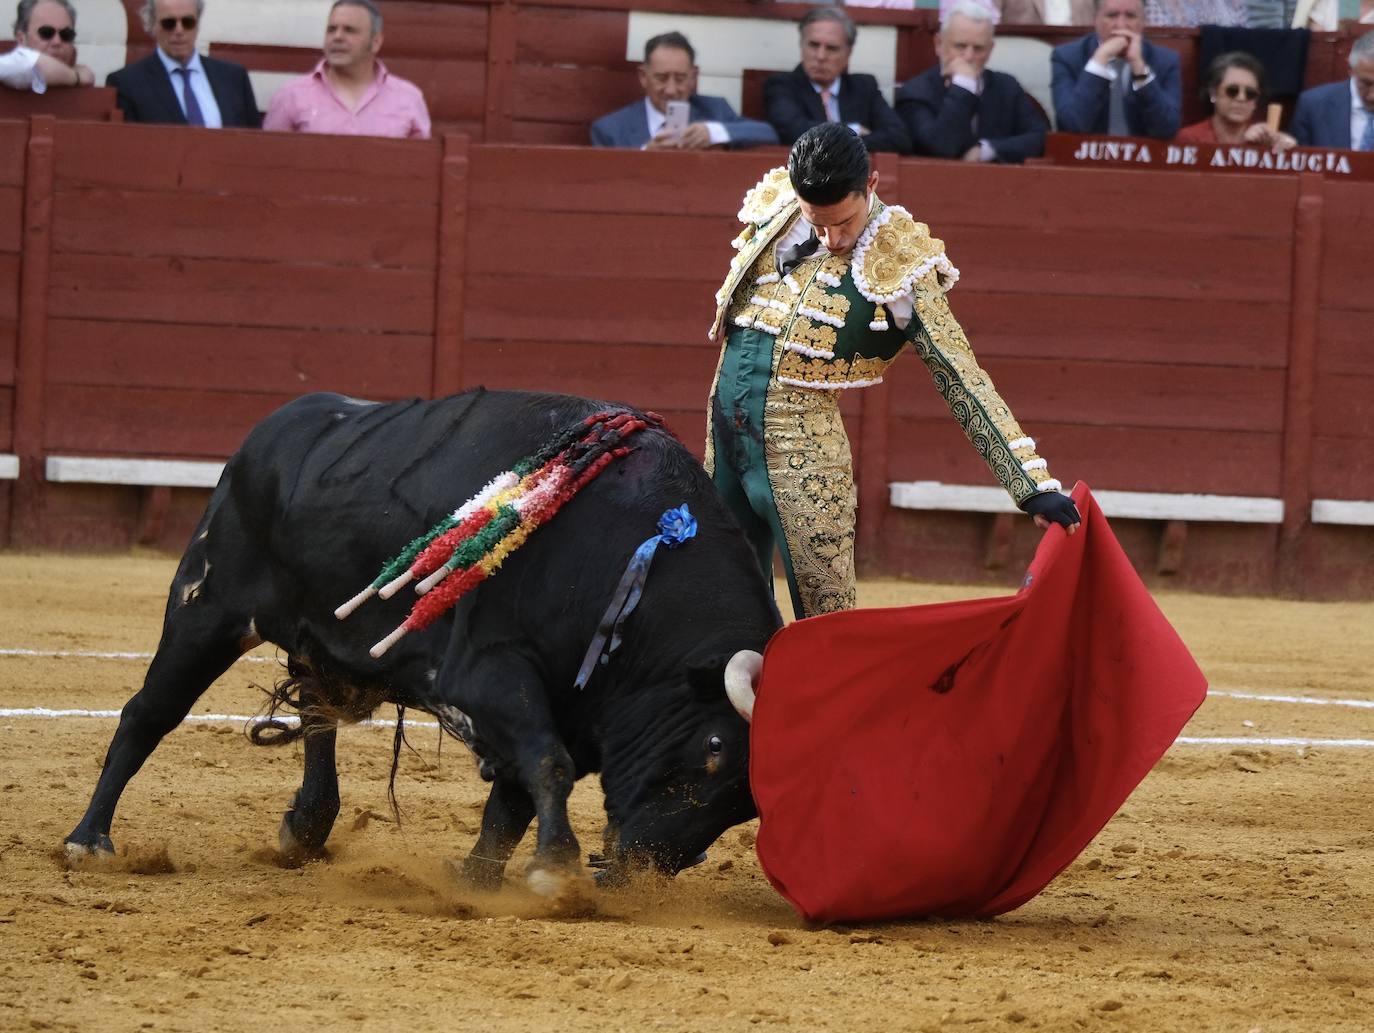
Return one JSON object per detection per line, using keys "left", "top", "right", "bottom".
{"left": 705, "top": 123, "right": 1080, "bottom": 619}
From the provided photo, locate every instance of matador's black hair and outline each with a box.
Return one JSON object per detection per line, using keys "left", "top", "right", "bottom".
{"left": 787, "top": 123, "right": 871, "bottom": 207}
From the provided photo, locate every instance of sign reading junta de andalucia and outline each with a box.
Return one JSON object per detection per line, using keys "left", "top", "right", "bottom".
{"left": 1046, "top": 135, "right": 1368, "bottom": 178}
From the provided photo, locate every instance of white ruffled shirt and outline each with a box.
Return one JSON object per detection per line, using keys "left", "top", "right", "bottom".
{"left": 773, "top": 199, "right": 916, "bottom": 329}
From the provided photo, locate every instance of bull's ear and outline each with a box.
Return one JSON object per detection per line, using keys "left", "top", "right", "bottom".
{"left": 685, "top": 656, "right": 729, "bottom": 701}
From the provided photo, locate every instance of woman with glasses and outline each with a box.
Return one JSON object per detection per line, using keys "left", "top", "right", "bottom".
{"left": 1175, "top": 51, "right": 1296, "bottom": 150}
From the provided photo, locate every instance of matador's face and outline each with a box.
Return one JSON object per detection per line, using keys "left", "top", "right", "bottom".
{"left": 796, "top": 170, "right": 879, "bottom": 256}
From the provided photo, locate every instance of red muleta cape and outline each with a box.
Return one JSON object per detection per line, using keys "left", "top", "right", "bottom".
{"left": 750, "top": 484, "right": 1207, "bottom": 923}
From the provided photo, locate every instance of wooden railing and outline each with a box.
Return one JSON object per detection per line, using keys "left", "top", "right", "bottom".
{"left": 1, "top": 117, "right": 1370, "bottom": 595}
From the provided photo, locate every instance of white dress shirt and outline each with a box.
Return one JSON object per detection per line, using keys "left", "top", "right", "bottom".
{"left": 157, "top": 47, "right": 224, "bottom": 128}
{"left": 1084, "top": 57, "right": 1156, "bottom": 90}
{"left": 948, "top": 72, "right": 998, "bottom": 162}
{"left": 0, "top": 46, "right": 45, "bottom": 93}
{"left": 643, "top": 97, "right": 727, "bottom": 147}
{"left": 1351, "top": 78, "right": 1374, "bottom": 151}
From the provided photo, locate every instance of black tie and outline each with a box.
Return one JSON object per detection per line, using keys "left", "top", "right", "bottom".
{"left": 778, "top": 231, "right": 820, "bottom": 276}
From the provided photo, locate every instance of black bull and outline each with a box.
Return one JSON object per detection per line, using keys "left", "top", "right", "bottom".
{"left": 65, "top": 390, "right": 782, "bottom": 891}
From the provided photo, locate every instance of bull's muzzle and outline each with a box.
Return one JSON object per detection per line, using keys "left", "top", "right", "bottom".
{"left": 725, "top": 649, "right": 762, "bottom": 723}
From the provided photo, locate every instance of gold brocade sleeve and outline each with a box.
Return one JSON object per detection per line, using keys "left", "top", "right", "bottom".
{"left": 904, "top": 271, "right": 1059, "bottom": 506}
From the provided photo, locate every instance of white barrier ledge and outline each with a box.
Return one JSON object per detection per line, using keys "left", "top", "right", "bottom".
{"left": 45, "top": 456, "right": 224, "bottom": 489}
{"left": 0, "top": 454, "right": 17, "bottom": 480}
{"left": 1311, "top": 500, "right": 1374, "bottom": 526}
{"left": 889, "top": 481, "right": 1285, "bottom": 524}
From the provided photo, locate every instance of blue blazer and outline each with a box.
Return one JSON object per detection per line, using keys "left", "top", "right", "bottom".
{"left": 1289, "top": 81, "right": 1353, "bottom": 148}
{"left": 590, "top": 94, "right": 778, "bottom": 149}
{"left": 895, "top": 66, "right": 1047, "bottom": 163}
{"left": 1051, "top": 35, "right": 1181, "bottom": 139}
{"left": 107, "top": 53, "right": 260, "bottom": 128}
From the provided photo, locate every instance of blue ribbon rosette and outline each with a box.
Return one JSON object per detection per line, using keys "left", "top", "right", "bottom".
{"left": 574, "top": 505, "right": 698, "bottom": 690}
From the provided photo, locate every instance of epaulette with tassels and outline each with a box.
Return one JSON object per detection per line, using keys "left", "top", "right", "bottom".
{"left": 334, "top": 410, "right": 660, "bottom": 658}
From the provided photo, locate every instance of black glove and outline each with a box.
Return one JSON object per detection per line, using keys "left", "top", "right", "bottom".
{"left": 1021, "top": 490, "right": 1080, "bottom": 529}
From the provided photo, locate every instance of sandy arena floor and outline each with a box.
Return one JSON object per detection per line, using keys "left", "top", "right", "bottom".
{"left": 0, "top": 551, "right": 1370, "bottom": 1033}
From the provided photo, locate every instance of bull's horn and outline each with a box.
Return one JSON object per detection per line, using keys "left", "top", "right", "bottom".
{"left": 724, "top": 650, "right": 763, "bottom": 723}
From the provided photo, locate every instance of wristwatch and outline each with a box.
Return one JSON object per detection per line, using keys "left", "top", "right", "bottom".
{"left": 1131, "top": 67, "right": 1152, "bottom": 82}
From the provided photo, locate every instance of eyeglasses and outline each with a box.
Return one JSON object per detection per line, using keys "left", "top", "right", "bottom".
{"left": 1222, "top": 84, "right": 1260, "bottom": 101}
{"left": 158, "top": 15, "right": 198, "bottom": 31}
{"left": 35, "top": 25, "right": 77, "bottom": 43}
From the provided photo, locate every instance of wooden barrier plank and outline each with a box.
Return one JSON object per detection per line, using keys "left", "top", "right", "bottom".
{"left": 1312, "top": 372, "right": 1374, "bottom": 440}
{"left": 465, "top": 273, "right": 720, "bottom": 346}
{"left": 513, "top": 63, "right": 640, "bottom": 125}
{"left": 1318, "top": 310, "right": 1374, "bottom": 376}
{"left": 54, "top": 123, "right": 441, "bottom": 203}
{"left": 509, "top": 122, "right": 597, "bottom": 146}
{"left": 43, "top": 386, "right": 289, "bottom": 457}
{"left": 468, "top": 145, "right": 779, "bottom": 214}
{"left": 0, "top": 386, "right": 11, "bottom": 449}
{"left": 49, "top": 254, "right": 436, "bottom": 333}
{"left": 515, "top": 8, "right": 629, "bottom": 65}
{"left": 0, "top": 122, "right": 25, "bottom": 186}
{"left": 367, "top": 57, "right": 488, "bottom": 123}
{"left": 950, "top": 292, "right": 1291, "bottom": 369}
{"left": 1317, "top": 182, "right": 1374, "bottom": 311}
{"left": 896, "top": 161, "right": 1299, "bottom": 239}
{"left": 468, "top": 209, "right": 734, "bottom": 280}
{"left": 53, "top": 190, "right": 437, "bottom": 269}
{"left": 46, "top": 319, "right": 433, "bottom": 397}
{"left": 886, "top": 417, "right": 1282, "bottom": 497}
{"left": 461, "top": 339, "right": 722, "bottom": 411}
{"left": 1309, "top": 439, "right": 1374, "bottom": 500}
{"left": 0, "top": 186, "right": 21, "bottom": 253}
{"left": 936, "top": 225, "right": 1291, "bottom": 304}
{"left": 0, "top": 254, "right": 17, "bottom": 321}
{"left": 884, "top": 358, "right": 1286, "bottom": 432}
{"left": 0, "top": 319, "right": 14, "bottom": 385}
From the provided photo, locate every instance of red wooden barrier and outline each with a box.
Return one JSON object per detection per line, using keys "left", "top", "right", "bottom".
{"left": 1, "top": 118, "right": 1371, "bottom": 596}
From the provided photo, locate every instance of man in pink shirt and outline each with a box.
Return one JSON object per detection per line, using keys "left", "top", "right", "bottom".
{"left": 263, "top": 0, "right": 430, "bottom": 140}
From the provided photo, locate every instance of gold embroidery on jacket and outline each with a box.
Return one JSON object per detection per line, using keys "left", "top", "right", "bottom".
{"left": 776, "top": 351, "right": 892, "bottom": 388}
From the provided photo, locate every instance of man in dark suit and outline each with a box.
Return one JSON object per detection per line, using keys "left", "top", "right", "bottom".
{"left": 897, "top": 2, "right": 1047, "bottom": 163}
{"left": 107, "top": 0, "right": 259, "bottom": 128}
{"left": 1050, "top": 0, "right": 1180, "bottom": 139}
{"left": 590, "top": 31, "right": 777, "bottom": 149}
{"left": 1290, "top": 30, "right": 1374, "bottom": 150}
{"left": 763, "top": 6, "right": 911, "bottom": 154}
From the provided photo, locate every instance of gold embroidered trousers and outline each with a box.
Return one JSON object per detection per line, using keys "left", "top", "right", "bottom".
{"left": 709, "top": 327, "right": 857, "bottom": 619}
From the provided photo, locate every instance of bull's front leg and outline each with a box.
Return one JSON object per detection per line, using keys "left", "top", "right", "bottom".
{"left": 445, "top": 654, "right": 583, "bottom": 897}
{"left": 457, "top": 776, "right": 535, "bottom": 890}
{"left": 277, "top": 711, "right": 340, "bottom": 864}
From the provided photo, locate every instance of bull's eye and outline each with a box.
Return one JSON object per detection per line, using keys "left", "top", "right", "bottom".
{"left": 706, "top": 735, "right": 724, "bottom": 755}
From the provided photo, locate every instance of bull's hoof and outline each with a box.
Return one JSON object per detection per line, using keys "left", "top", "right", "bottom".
{"left": 527, "top": 867, "right": 598, "bottom": 916}
{"left": 277, "top": 815, "right": 328, "bottom": 866}
{"left": 63, "top": 835, "right": 116, "bottom": 864}
{"left": 445, "top": 855, "right": 505, "bottom": 892}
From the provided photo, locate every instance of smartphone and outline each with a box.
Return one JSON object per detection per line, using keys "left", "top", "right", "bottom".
{"left": 664, "top": 100, "right": 690, "bottom": 137}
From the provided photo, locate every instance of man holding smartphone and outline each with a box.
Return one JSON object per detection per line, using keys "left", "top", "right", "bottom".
{"left": 591, "top": 31, "right": 778, "bottom": 150}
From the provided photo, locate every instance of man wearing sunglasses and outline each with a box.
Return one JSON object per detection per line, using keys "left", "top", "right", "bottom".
{"left": 107, "top": 0, "right": 260, "bottom": 127}
{"left": 2, "top": 0, "right": 94, "bottom": 92}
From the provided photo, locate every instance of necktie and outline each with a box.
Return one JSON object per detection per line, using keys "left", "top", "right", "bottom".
{"left": 174, "top": 66, "right": 205, "bottom": 127}
{"left": 820, "top": 88, "right": 838, "bottom": 123}
{"left": 1360, "top": 111, "right": 1374, "bottom": 152}
{"left": 1107, "top": 58, "right": 1130, "bottom": 136}
{"left": 779, "top": 231, "right": 820, "bottom": 276}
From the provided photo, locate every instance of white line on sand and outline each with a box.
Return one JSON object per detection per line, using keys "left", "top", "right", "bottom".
{"left": 1, "top": 708, "right": 1370, "bottom": 748}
